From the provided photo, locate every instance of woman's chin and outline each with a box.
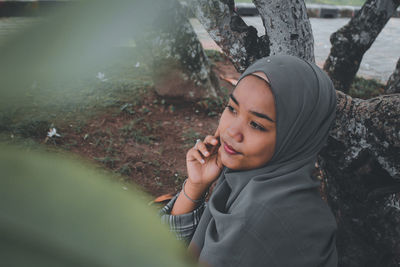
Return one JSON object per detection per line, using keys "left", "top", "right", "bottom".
{"left": 220, "top": 153, "right": 241, "bottom": 170}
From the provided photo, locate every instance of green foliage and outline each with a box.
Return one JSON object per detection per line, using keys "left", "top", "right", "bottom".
{"left": 0, "top": 4, "right": 155, "bottom": 140}
{"left": 0, "top": 47, "right": 154, "bottom": 140}
{"left": 204, "top": 49, "right": 225, "bottom": 63}
{"left": 119, "top": 118, "right": 155, "bottom": 144}
{"left": 0, "top": 144, "right": 193, "bottom": 266}
{"left": 182, "top": 128, "right": 202, "bottom": 148}
{"left": 173, "top": 171, "right": 185, "bottom": 186}
{"left": 94, "top": 156, "right": 121, "bottom": 168}
{"left": 196, "top": 86, "right": 229, "bottom": 117}
{"left": 349, "top": 76, "right": 384, "bottom": 99}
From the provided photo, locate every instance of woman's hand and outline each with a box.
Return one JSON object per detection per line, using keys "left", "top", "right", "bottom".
{"left": 186, "top": 129, "right": 223, "bottom": 190}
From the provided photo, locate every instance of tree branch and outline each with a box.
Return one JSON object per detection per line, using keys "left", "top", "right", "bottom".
{"left": 148, "top": 0, "right": 219, "bottom": 101}
{"left": 324, "top": 0, "right": 400, "bottom": 93}
{"left": 330, "top": 91, "right": 400, "bottom": 178}
{"left": 320, "top": 91, "right": 400, "bottom": 266}
{"left": 253, "top": 0, "right": 314, "bottom": 62}
{"left": 385, "top": 57, "right": 400, "bottom": 94}
{"left": 188, "top": 0, "right": 269, "bottom": 72}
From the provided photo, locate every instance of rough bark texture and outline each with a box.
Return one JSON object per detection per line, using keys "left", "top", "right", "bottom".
{"left": 253, "top": 0, "right": 314, "bottom": 62}
{"left": 190, "top": 0, "right": 400, "bottom": 265}
{"left": 385, "top": 58, "right": 400, "bottom": 94}
{"left": 149, "top": 0, "right": 219, "bottom": 101}
{"left": 188, "top": 0, "right": 314, "bottom": 71}
{"left": 188, "top": 0, "right": 270, "bottom": 72}
{"left": 320, "top": 92, "right": 400, "bottom": 267}
{"left": 323, "top": 0, "right": 400, "bottom": 93}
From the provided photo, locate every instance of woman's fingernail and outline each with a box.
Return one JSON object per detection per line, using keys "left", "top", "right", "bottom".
{"left": 204, "top": 151, "right": 209, "bottom": 156}
{"left": 201, "top": 159, "right": 205, "bottom": 164}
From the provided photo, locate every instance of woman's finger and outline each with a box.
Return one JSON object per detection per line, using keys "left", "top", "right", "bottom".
{"left": 188, "top": 148, "right": 205, "bottom": 164}
{"left": 204, "top": 135, "right": 220, "bottom": 155}
{"left": 214, "top": 127, "right": 220, "bottom": 138}
{"left": 195, "top": 141, "right": 211, "bottom": 158}
{"left": 204, "top": 135, "right": 219, "bottom": 146}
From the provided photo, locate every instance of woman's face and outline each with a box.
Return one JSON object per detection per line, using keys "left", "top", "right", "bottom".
{"left": 218, "top": 72, "right": 276, "bottom": 171}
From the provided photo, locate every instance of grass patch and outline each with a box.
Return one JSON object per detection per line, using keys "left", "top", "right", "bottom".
{"left": 94, "top": 156, "right": 121, "bottom": 169}
{"left": 349, "top": 76, "right": 385, "bottom": 99}
{"left": 182, "top": 128, "right": 202, "bottom": 148}
{"left": 205, "top": 49, "right": 225, "bottom": 63}
{"left": 1, "top": 47, "right": 154, "bottom": 141}
{"left": 119, "top": 118, "right": 155, "bottom": 144}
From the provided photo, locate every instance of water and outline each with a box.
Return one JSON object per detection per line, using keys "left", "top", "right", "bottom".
{"left": 242, "top": 16, "right": 400, "bottom": 82}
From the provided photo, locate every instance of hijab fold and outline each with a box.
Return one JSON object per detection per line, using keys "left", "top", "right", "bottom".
{"left": 189, "top": 55, "right": 337, "bottom": 266}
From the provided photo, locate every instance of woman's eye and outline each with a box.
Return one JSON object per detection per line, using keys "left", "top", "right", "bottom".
{"left": 250, "top": 121, "right": 266, "bottom": 131}
{"left": 226, "top": 105, "right": 237, "bottom": 114}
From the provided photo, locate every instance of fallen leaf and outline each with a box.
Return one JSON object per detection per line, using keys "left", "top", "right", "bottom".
{"left": 219, "top": 75, "right": 238, "bottom": 86}
{"left": 148, "top": 193, "right": 175, "bottom": 206}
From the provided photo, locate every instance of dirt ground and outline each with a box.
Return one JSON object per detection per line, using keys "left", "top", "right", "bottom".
{"left": 31, "top": 50, "right": 378, "bottom": 200}
{"left": 46, "top": 56, "right": 240, "bottom": 199}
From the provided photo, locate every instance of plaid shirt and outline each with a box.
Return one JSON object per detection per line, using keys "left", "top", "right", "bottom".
{"left": 159, "top": 192, "right": 206, "bottom": 244}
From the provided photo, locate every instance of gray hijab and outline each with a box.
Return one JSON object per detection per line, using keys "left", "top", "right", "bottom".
{"left": 189, "top": 55, "right": 338, "bottom": 266}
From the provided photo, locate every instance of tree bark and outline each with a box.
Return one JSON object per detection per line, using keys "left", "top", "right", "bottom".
{"left": 253, "top": 0, "right": 314, "bottom": 62}
{"left": 323, "top": 0, "right": 400, "bottom": 93}
{"left": 190, "top": 0, "right": 400, "bottom": 265}
{"left": 188, "top": 0, "right": 269, "bottom": 72}
{"left": 320, "top": 91, "right": 400, "bottom": 267}
{"left": 149, "top": 0, "right": 219, "bottom": 101}
{"left": 385, "top": 57, "right": 400, "bottom": 94}
{"left": 188, "top": 0, "right": 314, "bottom": 70}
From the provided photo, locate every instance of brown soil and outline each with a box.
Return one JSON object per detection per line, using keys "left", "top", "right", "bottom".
{"left": 51, "top": 57, "right": 240, "bottom": 198}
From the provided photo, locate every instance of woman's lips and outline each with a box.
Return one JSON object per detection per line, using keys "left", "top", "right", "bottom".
{"left": 223, "top": 142, "right": 239, "bottom": 155}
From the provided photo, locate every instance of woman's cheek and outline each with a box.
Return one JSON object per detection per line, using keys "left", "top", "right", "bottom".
{"left": 218, "top": 111, "right": 229, "bottom": 129}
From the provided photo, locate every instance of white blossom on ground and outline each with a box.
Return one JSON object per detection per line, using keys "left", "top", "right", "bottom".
{"left": 47, "top": 128, "right": 61, "bottom": 138}
{"left": 96, "top": 72, "right": 108, "bottom": 82}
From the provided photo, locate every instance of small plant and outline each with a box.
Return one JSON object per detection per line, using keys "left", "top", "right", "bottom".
{"left": 155, "top": 176, "right": 163, "bottom": 187}
{"left": 117, "top": 163, "right": 132, "bottom": 176}
{"left": 204, "top": 49, "right": 225, "bottom": 63}
{"left": 153, "top": 168, "right": 161, "bottom": 177}
{"left": 349, "top": 77, "right": 384, "bottom": 99}
{"left": 197, "top": 89, "right": 229, "bottom": 117}
{"left": 173, "top": 172, "right": 185, "bottom": 186}
{"left": 94, "top": 156, "right": 120, "bottom": 168}
{"left": 119, "top": 118, "right": 155, "bottom": 144}
{"left": 182, "top": 128, "right": 202, "bottom": 148}
{"left": 120, "top": 103, "right": 135, "bottom": 115}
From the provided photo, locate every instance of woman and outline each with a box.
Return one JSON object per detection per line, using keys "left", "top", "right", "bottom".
{"left": 160, "top": 55, "right": 338, "bottom": 266}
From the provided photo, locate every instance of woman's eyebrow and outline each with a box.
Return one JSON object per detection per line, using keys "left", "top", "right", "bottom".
{"left": 229, "top": 93, "right": 239, "bottom": 106}
{"left": 250, "top": 111, "right": 275, "bottom": 123}
{"left": 229, "top": 93, "right": 275, "bottom": 123}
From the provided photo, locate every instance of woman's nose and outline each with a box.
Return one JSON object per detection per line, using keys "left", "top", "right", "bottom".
{"left": 227, "top": 123, "right": 244, "bottom": 143}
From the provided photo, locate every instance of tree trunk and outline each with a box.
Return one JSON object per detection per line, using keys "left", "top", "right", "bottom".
{"left": 323, "top": 0, "right": 400, "bottom": 93}
{"left": 253, "top": 0, "right": 314, "bottom": 62}
{"left": 320, "top": 91, "right": 400, "bottom": 267}
{"left": 188, "top": 0, "right": 269, "bottom": 72}
{"left": 188, "top": 0, "right": 313, "bottom": 71}
{"left": 385, "top": 57, "right": 400, "bottom": 94}
{"left": 149, "top": 0, "right": 219, "bottom": 101}
{"left": 190, "top": 0, "right": 400, "bottom": 265}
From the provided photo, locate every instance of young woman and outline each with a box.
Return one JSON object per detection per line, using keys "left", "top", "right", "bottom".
{"left": 160, "top": 55, "right": 338, "bottom": 266}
